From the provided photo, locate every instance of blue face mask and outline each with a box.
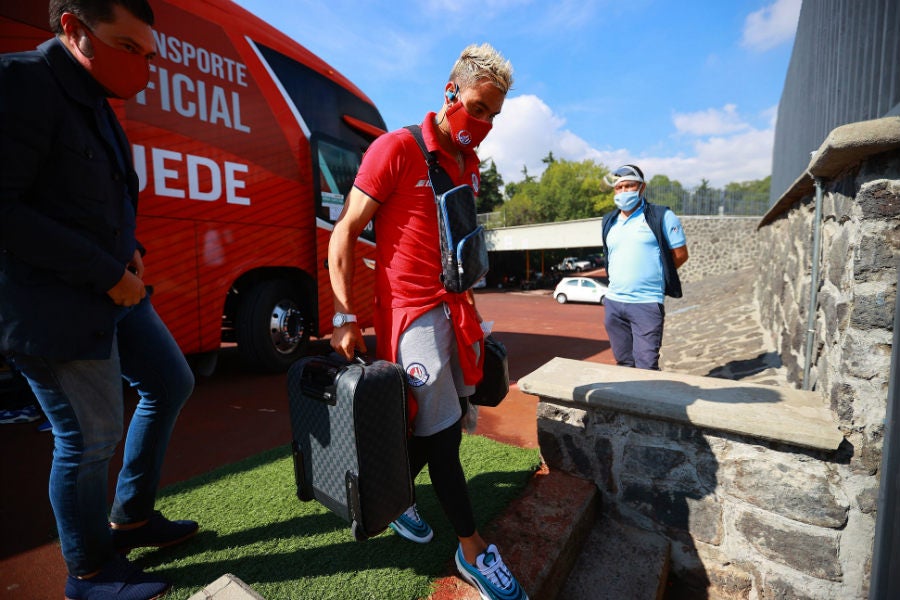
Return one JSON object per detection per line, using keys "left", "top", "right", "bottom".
{"left": 614, "top": 190, "right": 641, "bottom": 212}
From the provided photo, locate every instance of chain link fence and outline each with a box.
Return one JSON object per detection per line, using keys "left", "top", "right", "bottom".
{"left": 478, "top": 184, "right": 770, "bottom": 228}
{"left": 644, "top": 182, "right": 770, "bottom": 217}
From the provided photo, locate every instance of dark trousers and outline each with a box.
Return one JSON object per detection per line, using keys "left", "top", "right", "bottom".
{"left": 603, "top": 298, "right": 665, "bottom": 370}
{"left": 408, "top": 418, "right": 476, "bottom": 537}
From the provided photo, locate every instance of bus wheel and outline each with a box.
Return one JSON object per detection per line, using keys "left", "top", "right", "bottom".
{"left": 236, "top": 279, "right": 309, "bottom": 372}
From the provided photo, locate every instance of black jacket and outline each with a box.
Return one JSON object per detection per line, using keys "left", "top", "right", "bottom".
{"left": 601, "top": 200, "right": 683, "bottom": 299}
{"left": 0, "top": 38, "right": 142, "bottom": 359}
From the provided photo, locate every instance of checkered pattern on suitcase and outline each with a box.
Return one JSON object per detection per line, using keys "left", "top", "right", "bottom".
{"left": 288, "top": 357, "right": 360, "bottom": 521}
{"left": 287, "top": 356, "right": 413, "bottom": 536}
{"left": 347, "top": 360, "right": 411, "bottom": 532}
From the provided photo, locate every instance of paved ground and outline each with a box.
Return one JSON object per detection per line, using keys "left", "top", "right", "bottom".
{"left": 660, "top": 267, "right": 788, "bottom": 386}
{"left": 0, "top": 267, "right": 782, "bottom": 599}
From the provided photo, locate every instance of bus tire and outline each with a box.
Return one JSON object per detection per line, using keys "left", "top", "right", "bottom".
{"left": 236, "top": 279, "right": 310, "bottom": 372}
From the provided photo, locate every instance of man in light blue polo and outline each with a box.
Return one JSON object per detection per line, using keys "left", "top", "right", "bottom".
{"left": 600, "top": 164, "right": 689, "bottom": 370}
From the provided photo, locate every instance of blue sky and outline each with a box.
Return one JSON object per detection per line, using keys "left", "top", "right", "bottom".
{"left": 232, "top": 0, "right": 801, "bottom": 188}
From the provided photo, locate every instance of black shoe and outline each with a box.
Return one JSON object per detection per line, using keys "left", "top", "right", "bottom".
{"left": 111, "top": 511, "right": 198, "bottom": 553}
{"left": 64, "top": 555, "right": 170, "bottom": 600}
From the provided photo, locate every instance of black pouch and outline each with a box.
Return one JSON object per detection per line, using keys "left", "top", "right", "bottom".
{"left": 470, "top": 334, "right": 509, "bottom": 407}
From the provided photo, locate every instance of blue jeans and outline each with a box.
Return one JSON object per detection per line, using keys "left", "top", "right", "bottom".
{"left": 603, "top": 298, "right": 665, "bottom": 370}
{"left": 7, "top": 298, "right": 194, "bottom": 575}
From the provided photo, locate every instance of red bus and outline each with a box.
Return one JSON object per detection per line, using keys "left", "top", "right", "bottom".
{"left": 0, "top": 0, "right": 384, "bottom": 372}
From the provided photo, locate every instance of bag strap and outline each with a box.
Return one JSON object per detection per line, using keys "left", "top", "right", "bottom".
{"left": 404, "top": 125, "right": 456, "bottom": 196}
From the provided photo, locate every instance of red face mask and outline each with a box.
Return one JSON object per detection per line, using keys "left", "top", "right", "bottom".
{"left": 445, "top": 98, "right": 492, "bottom": 150}
{"left": 74, "top": 22, "right": 150, "bottom": 99}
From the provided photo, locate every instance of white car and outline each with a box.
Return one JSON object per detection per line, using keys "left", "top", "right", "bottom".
{"left": 553, "top": 276, "right": 608, "bottom": 304}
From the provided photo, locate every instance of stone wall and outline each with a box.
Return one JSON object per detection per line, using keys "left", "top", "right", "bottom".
{"left": 538, "top": 401, "right": 868, "bottom": 599}
{"left": 677, "top": 217, "right": 761, "bottom": 284}
{"left": 756, "top": 149, "right": 899, "bottom": 455}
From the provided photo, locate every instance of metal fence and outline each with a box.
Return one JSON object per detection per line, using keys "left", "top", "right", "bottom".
{"left": 643, "top": 183, "right": 770, "bottom": 217}
{"left": 478, "top": 183, "right": 769, "bottom": 228}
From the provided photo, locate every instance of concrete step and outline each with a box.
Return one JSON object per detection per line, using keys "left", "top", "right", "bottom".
{"left": 187, "top": 573, "right": 265, "bottom": 600}
{"left": 428, "top": 465, "right": 599, "bottom": 600}
{"left": 560, "top": 513, "right": 671, "bottom": 600}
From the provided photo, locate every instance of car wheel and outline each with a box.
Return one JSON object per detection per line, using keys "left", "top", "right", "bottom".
{"left": 236, "top": 279, "right": 310, "bottom": 372}
{"left": 556, "top": 294, "right": 568, "bottom": 304}
{"left": 599, "top": 295, "right": 605, "bottom": 306}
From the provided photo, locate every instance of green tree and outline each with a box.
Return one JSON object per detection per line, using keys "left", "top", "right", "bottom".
{"left": 477, "top": 159, "right": 504, "bottom": 213}
{"left": 646, "top": 174, "right": 686, "bottom": 211}
{"left": 724, "top": 175, "right": 770, "bottom": 214}
{"left": 724, "top": 175, "right": 770, "bottom": 196}
{"left": 503, "top": 158, "right": 614, "bottom": 225}
{"left": 691, "top": 178, "right": 720, "bottom": 213}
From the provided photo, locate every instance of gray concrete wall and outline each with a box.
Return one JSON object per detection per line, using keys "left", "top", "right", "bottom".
{"left": 771, "top": 0, "right": 900, "bottom": 205}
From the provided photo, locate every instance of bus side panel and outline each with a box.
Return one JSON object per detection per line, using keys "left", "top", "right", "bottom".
{"left": 194, "top": 220, "right": 316, "bottom": 351}
{"left": 134, "top": 216, "right": 201, "bottom": 351}
{"left": 0, "top": 11, "right": 46, "bottom": 54}
{"left": 123, "top": 2, "right": 315, "bottom": 355}
{"left": 315, "top": 227, "right": 376, "bottom": 338}
{"left": 1, "top": 2, "right": 384, "bottom": 358}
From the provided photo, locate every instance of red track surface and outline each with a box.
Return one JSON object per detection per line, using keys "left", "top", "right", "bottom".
{"left": 0, "top": 289, "right": 614, "bottom": 599}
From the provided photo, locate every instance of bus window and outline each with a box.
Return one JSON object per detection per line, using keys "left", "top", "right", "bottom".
{"left": 313, "top": 137, "right": 374, "bottom": 242}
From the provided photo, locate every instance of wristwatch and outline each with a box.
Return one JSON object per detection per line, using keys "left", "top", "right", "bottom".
{"left": 332, "top": 312, "right": 357, "bottom": 328}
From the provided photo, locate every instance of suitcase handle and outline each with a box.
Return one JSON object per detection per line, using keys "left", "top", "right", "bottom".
{"left": 300, "top": 381, "right": 337, "bottom": 405}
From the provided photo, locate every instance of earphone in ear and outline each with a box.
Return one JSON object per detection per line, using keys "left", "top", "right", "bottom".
{"left": 445, "top": 84, "right": 459, "bottom": 101}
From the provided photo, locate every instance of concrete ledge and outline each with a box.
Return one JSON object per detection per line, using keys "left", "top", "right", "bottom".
{"left": 518, "top": 358, "right": 844, "bottom": 451}
{"left": 760, "top": 115, "right": 900, "bottom": 227}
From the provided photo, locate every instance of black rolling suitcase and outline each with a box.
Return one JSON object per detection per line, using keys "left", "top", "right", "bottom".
{"left": 287, "top": 354, "right": 413, "bottom": 541}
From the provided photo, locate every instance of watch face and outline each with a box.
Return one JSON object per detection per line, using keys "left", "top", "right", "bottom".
{"left": 332, "top": 313, "right": 355, "bottom": 327}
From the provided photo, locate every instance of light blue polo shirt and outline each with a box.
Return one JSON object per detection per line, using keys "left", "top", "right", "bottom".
{"left": 605, "top": 201, "right": 686, "bottom": 304}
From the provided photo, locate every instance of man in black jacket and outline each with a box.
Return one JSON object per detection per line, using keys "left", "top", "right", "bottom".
{"left": 0, "top": 2, "right": 196, "bottom": 598}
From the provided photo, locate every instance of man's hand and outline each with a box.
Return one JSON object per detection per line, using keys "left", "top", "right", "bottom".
{"left": 107, "top": 252, "right": 146, "bottom": 306}
{"left": 127, "top": 249, "right": 145, "bottom": 279}
{"left": 331, "top": 323, "right": 367, "bottom": 361}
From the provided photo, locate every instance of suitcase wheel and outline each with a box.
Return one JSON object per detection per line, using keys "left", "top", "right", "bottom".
{"left": 351, "top": 520, "right": 369, "bottom": 542}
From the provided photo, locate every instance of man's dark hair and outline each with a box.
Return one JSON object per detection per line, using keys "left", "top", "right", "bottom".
{"left": 49, "top": 0, "right": 155, "bottom": 35}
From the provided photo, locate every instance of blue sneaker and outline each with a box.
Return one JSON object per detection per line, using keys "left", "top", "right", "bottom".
{"left": 389, "top": 504, "right": 433, "bottom": 543}
{"left": 0, "top": 404, "right": 41, "bottom": 424}
{"left": 111, "top": 510, "right": 199, "bottom": 553}
{"left": 64, "top": 555, "right": 169, "bottom": 600}
{"left": 455, "top": 543, "right": 528, "bottom": 600}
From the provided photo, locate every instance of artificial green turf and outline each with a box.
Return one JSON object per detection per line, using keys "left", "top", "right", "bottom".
{"left": 130, "top": 434, "right": 541, "bottom": 599}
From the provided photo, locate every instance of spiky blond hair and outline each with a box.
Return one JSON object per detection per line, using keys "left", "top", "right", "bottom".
{"left": 448, "top": 43, "right": 514, "bottom": 94}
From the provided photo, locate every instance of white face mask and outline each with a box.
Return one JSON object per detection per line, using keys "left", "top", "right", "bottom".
{"left": 614, "top": 190, "right": 641, "bottom": 211}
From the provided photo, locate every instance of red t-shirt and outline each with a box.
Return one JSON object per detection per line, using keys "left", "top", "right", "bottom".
{"left": 353, "top": 113, "right": 484, "bottom": 381}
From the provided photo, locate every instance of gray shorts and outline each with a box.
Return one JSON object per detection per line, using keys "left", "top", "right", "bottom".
{"left": 397, "top": 303, "right": 476, "bottom": 437}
